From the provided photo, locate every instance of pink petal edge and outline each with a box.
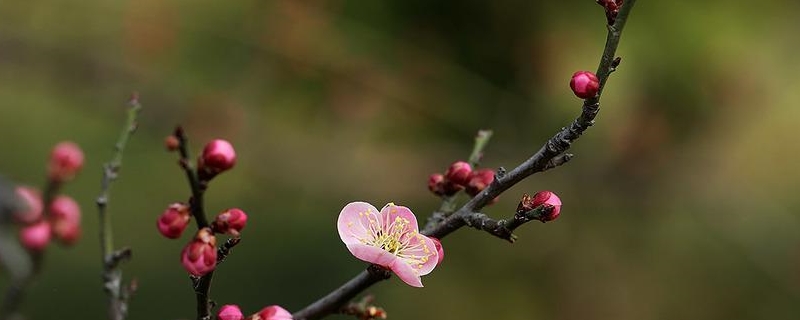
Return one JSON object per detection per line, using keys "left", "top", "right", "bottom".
{"left": 390, "top": 259, "right": 424, "bottom": 287}
{"left": 337, "top": 202, "right": 381, "bottom": 245}
{"left": 379, "top": 203, "right": 419, "bottom": 233}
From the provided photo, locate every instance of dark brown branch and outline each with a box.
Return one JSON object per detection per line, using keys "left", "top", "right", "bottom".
{"left": 97, "top": 95, "right": 141, "bottom": 320}
{"left": 293, "top": 266, "right": 390, "bottom": 320}
{"left": 173, "top": 127, "right": 209, "bottom": 229}
{"left": 293, "top": 2, "right": 636, "bottom": 319}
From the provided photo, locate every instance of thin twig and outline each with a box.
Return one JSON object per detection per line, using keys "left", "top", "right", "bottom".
{"left": 461, "top": 205, "right": 554, "bottom": 243}
{"left": 292, "top": 2, "right": 637, "bottom": 319}
{"left": 96, "top": 95, "right": 142, "bottom": 320}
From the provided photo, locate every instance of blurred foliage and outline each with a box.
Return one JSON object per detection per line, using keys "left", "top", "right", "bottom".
{"left": 1, "top": 1, "right": 800, "bottom": 320}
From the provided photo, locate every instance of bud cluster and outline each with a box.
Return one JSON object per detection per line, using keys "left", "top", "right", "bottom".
{"left": 159, "top": 137, "right": 249, "bottom": 276}
{"left": 428, "top": 161, "right": 496, "bottom": 199}
{"left": 15, "top": 141, "right": 84, "bottom": 251}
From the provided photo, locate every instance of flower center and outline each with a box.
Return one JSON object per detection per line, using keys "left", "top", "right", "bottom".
{"left": 373, "top": 216, "right": 409, "bottom": 255}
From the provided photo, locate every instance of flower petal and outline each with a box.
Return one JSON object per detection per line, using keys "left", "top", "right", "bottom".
{"left": 398, "top": 233, "right": 439, "bottom": 276}
{"left": 338, "top": 202, "right": 382, "bottom": 245}
{"left": 390, "top": 258, "right": 424, "bottom": 287}
{"left": 379, "top": 203, "right": 419, "bottom": 234}
{"left": 346, "top": 243, "right": 398, "bottom": 267}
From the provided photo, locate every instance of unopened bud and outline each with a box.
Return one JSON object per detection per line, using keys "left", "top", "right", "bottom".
{"left": 570, "top": 71, "right": 600, "bottom": 99}
{"left": 20, "top": 221, "right": 51, "bottom": 251}
{"left": 198, "top": 139, "right": 237, "bottom": 181}
{"left": 466, "top": 169, "right": 495, "bottom": 196}
{"left": 165, "top": 135, "right": 180, "bottom": 151}
{"left": 430, "top": 237, "right": 444, "bottom": 266}
{"left": 445, "top": 161, "right": 472, "bottom": 186}
{"left": 181, "top": 228, "right": 217, "bottom": 276}
{"left": 157, "top": 203, "right": 191, "bottom": 239}
{"left": 253, "top": 305, "right": 292, "bottom": 320}
{"left": 217, "top": 304, "right": 244, "bottom": 320}
{"left": 211, "top": 208, "right": 248, "bottom": 236}
{"left": 48, "top": 141, "right": 84, "bottom": 183}
{"left": 366, "top": 306, "right": 387, "bottom": 319}
{"left": 521, "top": 191, "right": 562, "bottom": 222}
{"left": 50, "top": 195, "right": 82, "bottom": 245}
{"left": 13, "top": 186, "right": 43, "bottom": 224}
{"left": 427, "top": 173, "right": 446, "bottom": 196}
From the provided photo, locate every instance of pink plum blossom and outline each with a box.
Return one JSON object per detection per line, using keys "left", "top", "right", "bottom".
{"left": 337, "top": 202, "right": 440, "bottom": 287}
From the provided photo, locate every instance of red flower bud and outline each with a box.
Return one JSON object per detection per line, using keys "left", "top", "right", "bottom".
{"left": 253, "top": 305, "right": 292, "bottom": 320}
{"left": 198, "top": 139, "right": 237, "bottom": 180}
{"left": 165, "top": 135, "right": 180, "bottom": 151}
{"left": 50, "top": 195, "right": 82, "bottom": 245}
{"left": 181, "top": 228, "right": 217, "bottom": 276}
{"left": 530, "top": 190, "right": 562, "bottom": 222}
{"left": 569, "top": 71, "right": 600, "bottom": 99}
{"left": 445, "top": 161, "right": 472, "bottom": 186}
{"left": 430, "top": 237, "right": 444, "bottom": 266}
{"left": 466, "top": 169, "right": 495, "bottom": 196}
{"left": 20, "top": 221, "right": 51, "bottom": 251}
{"left": 13, "top": 186, "right": 42, "bottom": 224}
{"left": 157, "top": 203, "right": 191, "bottom": 239}
{"left": 211, "top": 208, "right": 248, "bottom": 236}
{"left": 217, "top": 304, "right": 244, "bottom": 320}
{"left": 48, "top": 141, "right": 84, "bottom": 183}
{"left": 427, "top": 173, "right": 445, "bottom": 196}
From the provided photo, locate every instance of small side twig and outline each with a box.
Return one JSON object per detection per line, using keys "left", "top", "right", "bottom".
{"left": 339, "top": 295, "right": 386, "bottom": 320}
{"left": 461, "top": 205, "right": 554, "bottom": 243}
{"left": 96, "top": 95, "right": 142, "bottom": 320}
{"left": 216, "top": 237, "right": 241, "bottom": 264}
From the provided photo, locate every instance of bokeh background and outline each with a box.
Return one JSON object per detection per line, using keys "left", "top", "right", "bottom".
{"left": 2, "top": 1, "right": 800, "bottom": 319}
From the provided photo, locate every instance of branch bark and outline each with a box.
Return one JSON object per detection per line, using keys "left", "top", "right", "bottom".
{"left": 292, "top": 2, "right": 637, "bottom": 319}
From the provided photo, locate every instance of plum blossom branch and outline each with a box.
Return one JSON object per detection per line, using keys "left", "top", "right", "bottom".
{"left": 293, "top": 1, "right": 636, "bottom": 319}
{"left": 96, "top": 95, "right": 142, "bottom": 320}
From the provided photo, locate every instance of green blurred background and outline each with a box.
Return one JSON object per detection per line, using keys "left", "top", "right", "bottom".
{"left": 2, "top": 1, "right": 800, "bottom": 319}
